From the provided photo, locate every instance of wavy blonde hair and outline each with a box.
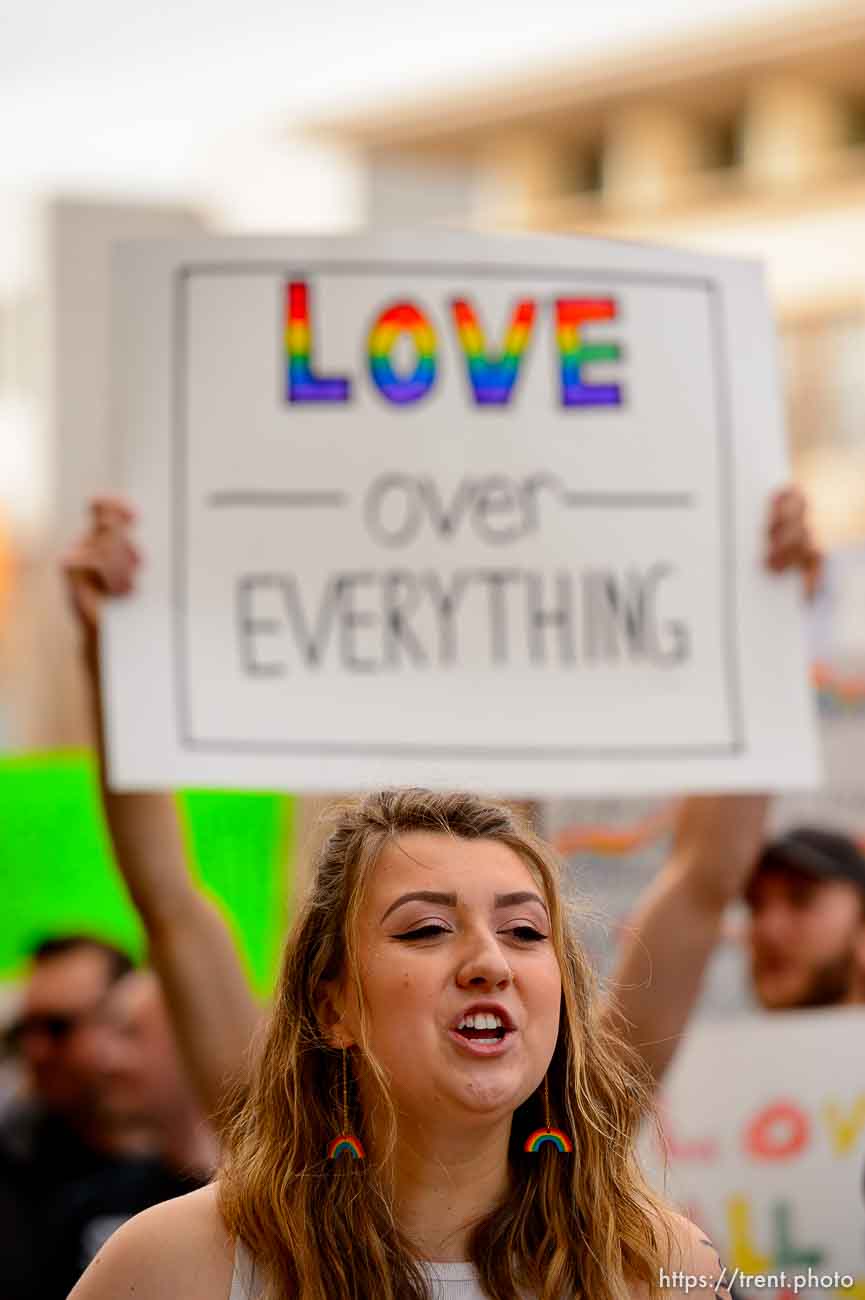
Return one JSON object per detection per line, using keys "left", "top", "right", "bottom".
{"left": 219, "top": 787, "right": 674, "bottom": 1299}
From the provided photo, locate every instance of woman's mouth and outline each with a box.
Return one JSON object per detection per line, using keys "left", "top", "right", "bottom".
{"left": 448, "top": 1011, "right": 516, "bottom": 1056}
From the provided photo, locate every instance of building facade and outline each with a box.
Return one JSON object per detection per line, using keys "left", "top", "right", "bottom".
{"left": 312, "top": 0, "right": 865, "bottom": 547}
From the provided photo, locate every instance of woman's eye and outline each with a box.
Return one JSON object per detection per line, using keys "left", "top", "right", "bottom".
{"left": 504, "top": 926, "right": 547, "bottom": 943}
{"left": 394, "top": 924, "right": 450, "bottom": 941}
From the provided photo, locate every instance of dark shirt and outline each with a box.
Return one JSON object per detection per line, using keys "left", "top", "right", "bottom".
{"left": 0, "top": 1100, "right": 203, "bottom": 1299}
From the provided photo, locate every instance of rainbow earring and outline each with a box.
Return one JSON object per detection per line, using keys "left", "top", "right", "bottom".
{"left": 524, "top": 1076, "right": 573, "bottom": 1154}
{"left": 327, "top": 1048, "right": 366, "bottom": 1160}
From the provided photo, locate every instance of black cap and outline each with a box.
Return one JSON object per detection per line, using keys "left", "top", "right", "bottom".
{"left": 752, "top": 827, "right": 865, "bottom": 896}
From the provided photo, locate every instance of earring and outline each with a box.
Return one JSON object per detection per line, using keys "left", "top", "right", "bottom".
{"left": 327, "top": 1047, "right": 366, "bottom": 1160}
{"left": 524, "top": 1075, "right": 572, "bottom": 1153}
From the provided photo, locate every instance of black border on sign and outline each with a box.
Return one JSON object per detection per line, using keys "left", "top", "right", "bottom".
{"left": 172, "top": 260, "right": 743, "bottom": 760}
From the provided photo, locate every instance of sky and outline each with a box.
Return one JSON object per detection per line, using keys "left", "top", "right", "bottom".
{"left": 0, "top": 0, "right": 822, "bottom": 193}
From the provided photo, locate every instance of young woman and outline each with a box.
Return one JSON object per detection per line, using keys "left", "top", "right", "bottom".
{"left": 70, "top": 786, "right": 728, "bottom": 1300}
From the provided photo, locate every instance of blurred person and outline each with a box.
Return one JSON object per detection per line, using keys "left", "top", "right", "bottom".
{"left": 0, "top": 940, "right": 213, "bottom": 1299}
{"left": 49, "top": 970, "right": 217, "bottom": 1292}
{"left": 61, "top": 489, "right": 821, "bottom": 1118}
{"left": 3, "top": 936, "right": 132, "bottom": 1125}
{"left": 99, "top": 969, "right": 217, "bottom": 1172}
{"left": 0, "top": 936, "right": 136, "bottom": 1297}
{"left": 745, "top": 826, "right": 865, "bottom": 1010}
{"left": 609, "top": 796, "right": 865, "bottom": 1088}
{"left": 70, "top": 788, "right": 729, "bottom": 1300}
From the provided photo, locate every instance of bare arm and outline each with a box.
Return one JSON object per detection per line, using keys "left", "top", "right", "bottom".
{"left": 604, "top": 793, "right": 768, "bottom": 1087}
{"left": 65, "top": 500, "right": 262, "bottom": 1120}
{"left": 603, "top": 485, "right": 821, "bottom": 1088}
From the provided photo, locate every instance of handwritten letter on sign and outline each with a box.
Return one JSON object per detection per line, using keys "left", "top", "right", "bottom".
{"left": 105, "top": 232, "right": 818, "bottom": 792}
{"left": 645, "top": 1011, "right": 865, "bottom": 1291}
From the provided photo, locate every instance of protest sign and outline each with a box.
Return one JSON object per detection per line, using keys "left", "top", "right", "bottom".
{"left": 645, "top": 1010, "right": 865, "bottom": 1294}
{"left": 104, "top": 231, "right": 818, "bottom": 792}
{"left": 0, "top": 752, "right": 293, "bottom": 996}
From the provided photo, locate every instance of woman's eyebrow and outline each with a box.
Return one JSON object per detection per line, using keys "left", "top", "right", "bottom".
{"left": 380, "top": 890, "right": 457, "bottom": 923}
{"left": 495, "top": 891, "right": 548, "bottom": 913}
{"left": 380, "top": 889, "right": 548, "bottom": 924}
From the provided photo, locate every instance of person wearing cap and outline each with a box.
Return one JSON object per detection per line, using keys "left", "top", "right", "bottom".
{"left": 745, "top": 826, "right": 865, "bottom": 1011}
{"left": 607, "top": 798, "right": 865, "bottom": 1088}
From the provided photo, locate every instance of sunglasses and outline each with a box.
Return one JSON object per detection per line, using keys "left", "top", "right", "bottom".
{"left": 4, "top": 1008, "right": 105, "bottom": 1054}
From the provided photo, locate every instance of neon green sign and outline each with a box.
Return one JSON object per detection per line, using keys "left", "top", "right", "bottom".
{"left": 1, "top": 751, "right": 294, "bottom": 997}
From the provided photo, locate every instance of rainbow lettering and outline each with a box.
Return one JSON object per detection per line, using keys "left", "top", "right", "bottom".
{"left": 285, "top": 282, "right": 350, "bottom": 404}
{"left": 368, "top": 302, "right": 437, "bottom": 405}
{"left": 327, "top": 1134, "right": 366, "bottom": 1160}
{"left": 556, "top": 298, "right": 622, "bottom": 407}
{"left": 524, "top": 1127, "right": 573, "bottom": 1153}
{"left": 451, "top": 299, "right": 536, "bottom": 405}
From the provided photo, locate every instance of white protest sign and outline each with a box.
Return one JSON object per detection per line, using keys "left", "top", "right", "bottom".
{"left": 104, "top": 231, "right": 819, "bottom": 792}
{"left": 645, "top": 1011, "right": 865, "bottom": 1293}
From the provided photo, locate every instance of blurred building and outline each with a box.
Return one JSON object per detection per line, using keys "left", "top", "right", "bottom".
{"left": 310, "top": 0, "right": 865, "bottom": 550}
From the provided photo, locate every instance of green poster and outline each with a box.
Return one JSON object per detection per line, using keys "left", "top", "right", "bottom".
{"left": 0, "top": 751, "right": 293, "bottom": 998}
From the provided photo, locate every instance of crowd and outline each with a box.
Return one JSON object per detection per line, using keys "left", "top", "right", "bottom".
{"left": 1, "top": 486, "right": 862, "bottom": 1299}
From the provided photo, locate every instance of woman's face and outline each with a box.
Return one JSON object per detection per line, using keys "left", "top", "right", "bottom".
{"left": 338, "top": 832, "right": 562, "bottom": 1129}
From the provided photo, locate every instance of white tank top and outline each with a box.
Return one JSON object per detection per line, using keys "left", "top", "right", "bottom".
{"left": 229, "top": 1240, "right": 496, "bottom": 1298}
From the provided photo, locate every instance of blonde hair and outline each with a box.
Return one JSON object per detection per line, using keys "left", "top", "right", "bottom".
{"left": 219, "top": 787, "right": 674, "bottom": 1299}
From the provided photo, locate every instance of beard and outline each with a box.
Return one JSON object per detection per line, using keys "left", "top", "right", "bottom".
{"left": 795, "top": 948, "right": 858, "bottom": 1008}
{"left": 755, "top": 946, "right": 857, "bottom": 1010}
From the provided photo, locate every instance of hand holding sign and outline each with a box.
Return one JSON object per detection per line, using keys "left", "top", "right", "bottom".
{"left": 62, "top": 498, "right": 140, "bottom": 638}
{"left": 764, "top": 485, "right": 822, "bottom": 595}
{"left": 62, "top": 498, "right": 262, "bottom": 1119}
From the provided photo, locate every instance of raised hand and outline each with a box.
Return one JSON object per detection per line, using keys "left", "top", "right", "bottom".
{"left": 61, "top": 495, "right": 261, "bottom": 1121}
{"left": 61, "top": 497, "right": 139, "bottom": 631}
{"left": 765, "top": 485, "right": 822, "bottom": 596}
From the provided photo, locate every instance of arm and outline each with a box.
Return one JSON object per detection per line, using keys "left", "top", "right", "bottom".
{"left": 604, "top": 793, "right": 767, "bottom": 1087}
{"left": 64, "top": 500, "right": 262, "bottom": 1119}
{"left": 603, "top": 485, "right": 821, "bottom": 1088}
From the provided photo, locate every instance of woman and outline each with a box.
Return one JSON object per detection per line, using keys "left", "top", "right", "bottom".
{"left": 71, "top": 786, "right": 728, "bottom": 1300}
